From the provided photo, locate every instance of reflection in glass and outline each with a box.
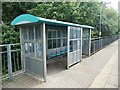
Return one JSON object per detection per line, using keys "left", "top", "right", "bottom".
{"left": 29, "top": 42, "right": 35, "bottom": 57}
{"left": 36, "top": 43, "right": 42, "bottom": 59}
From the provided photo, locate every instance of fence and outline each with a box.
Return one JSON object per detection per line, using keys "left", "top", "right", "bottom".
{"left": 0, "top": 43, "right": 22, "bottom": 81}
{"left": 91, "top": 35, "right": 119, "bottom": 54}
{"left": 0, "top": 35, "right": 119, "bottom": 81}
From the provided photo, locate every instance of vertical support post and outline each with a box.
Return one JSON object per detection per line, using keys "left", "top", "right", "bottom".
{"left": 93, "top": 40, "right": 95, "bottom": 53}
{"left": 81, "top": 28, "right": 83, "bottom": 59}
{"left": 42, "top": 23, "right": 47, "bottom": 82}
{"left": 67, "top": 26, "right": 70, "bottom": 69}
{"left": 33, "top": 26, "right": 36, "bottom": 59}
{"left": 7, "top": 45, "right": 12, "bottom": 80}
{"left": 99, "top": 1, "right": 102, "bottom": 37}
{"left": 88, "top": 29, "right": 91, "bottom": 56}
{"left": 20, "top": 27, "right": 25, "bottom": 72}
{"left": 101, "top": 37, "right": 103, "bottom": 49}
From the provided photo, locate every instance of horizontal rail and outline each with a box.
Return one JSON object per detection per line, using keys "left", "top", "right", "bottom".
{"left": 1, "top": 43, "right": 22, "bottom": 81}
{"left": 0, "top": 43, "right": 20, "bottom": 47}
{"left": 90, "top": 35, "right": 119, "bottom": 55}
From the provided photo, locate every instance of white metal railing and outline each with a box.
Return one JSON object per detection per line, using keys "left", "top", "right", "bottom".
{"left": 0, "top": 43, "right": 22, "bottom": 81}
{"left": 91, "top": 35, "right": 119, "bottom": 54}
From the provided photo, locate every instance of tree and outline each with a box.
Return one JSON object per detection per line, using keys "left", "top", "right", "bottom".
{"left": 2, "top": 2, "right": 37, "bottom": 44}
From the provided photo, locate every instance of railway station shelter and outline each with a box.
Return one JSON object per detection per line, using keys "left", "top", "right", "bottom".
{"left": 11, "top": 14, "right": 94, "bottom": 81}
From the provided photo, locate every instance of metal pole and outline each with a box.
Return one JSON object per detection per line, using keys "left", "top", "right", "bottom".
{"left": 19, "top": 28, "right": 25, "bottom": 72}
{"left": 89, "top": 29, "right": 91, "bottom": 56}
{"left": 7, "top": 45, "right": 12, "bottom": 80}
{"left": 42, "top": 23, "right": 47, "bottom": 82}
{"left": 99, "top": 1, "right": 102, "bottom": 37}
{"left": 67, "top": 26, "right": 70, "bottom": 69}
{"left": 81, "top": 28, "right": 83, "bottom": 59}
{"left": 99, "top": 1, "right": 102, "bottom": 50}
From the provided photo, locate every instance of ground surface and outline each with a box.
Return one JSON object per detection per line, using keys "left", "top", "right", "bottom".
{"left": 2, "top": 40, "right": 119, "bottom": 88}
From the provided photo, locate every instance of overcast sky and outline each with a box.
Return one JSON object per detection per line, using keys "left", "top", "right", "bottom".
{"left": 103, "top": 0, "right": 119, "bottom": 12}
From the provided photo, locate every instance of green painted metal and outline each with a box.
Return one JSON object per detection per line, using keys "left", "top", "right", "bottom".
{"left": 11, "top": 14, "right": 39, "bottom": 25}
{"left": 11, "top": 14, "right": 94, "bottom": 29}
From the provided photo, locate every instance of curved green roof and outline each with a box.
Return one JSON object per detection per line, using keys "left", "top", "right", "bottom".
{"left": 11, "top": 14, "right": 94, "bottom": 29}
{"left": 11, "top": 14, "right": 39, "bottom": 25}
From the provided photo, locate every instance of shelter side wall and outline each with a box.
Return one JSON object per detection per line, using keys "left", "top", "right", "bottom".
{"left": 82, "top": 29, "right": 91, "bottom": 56}
{"left": 20, "top": 24, "right": 44, "bottom": 79}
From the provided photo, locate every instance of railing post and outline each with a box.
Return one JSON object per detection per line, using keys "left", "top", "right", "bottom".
{"left": 93, "top": 41, "right": 95, "bottom": 53}
{"left": 100, "top": 38, "right": 102, "bottom": 49}
{"left": 7, "top": 44, "right": 12, "bottom": 80}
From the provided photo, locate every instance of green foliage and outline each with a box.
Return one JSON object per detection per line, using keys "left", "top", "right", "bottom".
{"left": 101, "top": 5, "right": 118, "bottom": 36}
{"left": 2, "top": 2, "right": 37, "bottom": 25}
{"left": 28, "top": 2, "right": 80, "bottom": 23}
{"left": 2, "top": 2, "right": 37, "bottom": 44}
{"left": 2, "top": 25, "right": 19, "bottom": 44}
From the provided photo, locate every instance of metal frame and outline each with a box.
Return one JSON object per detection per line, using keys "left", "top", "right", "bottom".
{"left": 67, "top": 26, "right": 82, "bottom": 68}
{"left": 19, "top": 27, "right": 25, "bottom": 72}
{"left": 81, "top": 28, "right": 83, "bottom": 59}
{"left": 41, "top": 23, "right": 47, "bottom": 82}
{"left": 67, "top": 26, "right": 70, "bottom": 69}
{"left": 88, "top": 29, "right": 91, "bottom": 56}
{"left": 82, "top": 28, "right": 91, "bottom": 56}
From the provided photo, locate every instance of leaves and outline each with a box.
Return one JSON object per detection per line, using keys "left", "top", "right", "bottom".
{"left": 2, "top": 25, "right": 20, "bottom": 44}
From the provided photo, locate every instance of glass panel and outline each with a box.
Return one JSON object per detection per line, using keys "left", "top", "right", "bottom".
{"left": 57, "top": 39, "right": 61, "bottom": 47}
{"left": 53, "top": 31, "right": 56, "bottom": 38}
{"left": 22, "top": 27, "right": 28, "bottom": 40}
{"left": 63, "top": 39, "right": 67, "bottom": 46}
{"left": 28, "top": 26, "right": 34, "bottom": 40}
{"left": 53, "top": 39, "right": 56, "bottom": 48}
{"left": 75, "top": 40, "right": 77, "bottom": 51}
{"left": 63, "top": 30, "right": 66, "bottom": 38}
{"left": 35, "top": 26, "right": 41, "bottom": 41}
{"left": 36, "top": 43, "right": 42, "bottom": 59}
{"left": 70, "top": 29, "right": 73, "bottom": 39}
{"left": 77, "top": 30, "right": 81, "bottom": 38}
{"left": 48, "top": 40, "right": 52, "bottom": 49}
{"left": 73, "top": 30, "right": 77, "bottom": 39}
{"left": 24, "top": 42, "right": 28, "bottom": 53}
{"left": 57, "top": 30, "right": 60, "bottom": 38}
{"left": 70, "top": 41, "right": 73, "bottom": 52}
{"left": 29, "top": 42, "right": 35, "bottom": 57}
{"left": 48, "top": 29, "right": 52, "bottom": 38}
